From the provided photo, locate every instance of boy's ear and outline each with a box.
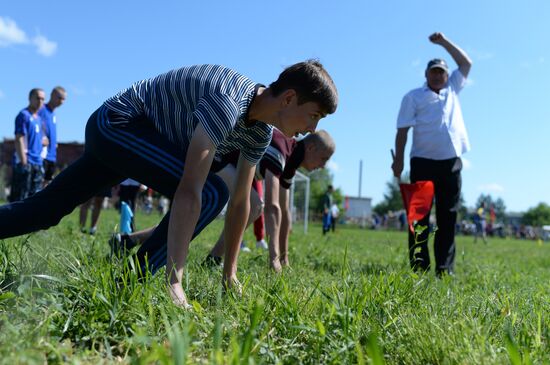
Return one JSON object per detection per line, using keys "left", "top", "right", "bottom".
{"left": 280, "top": 89, "right": 297, "bottom": 106}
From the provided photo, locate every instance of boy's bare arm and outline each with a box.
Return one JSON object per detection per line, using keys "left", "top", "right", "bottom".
{"left": 223, "top": 155, "right": 256, "bottom": 284}
{"left": 278, "top": 186, "right": 291, "bottom": 264}
{"left": 166, "top": 123, "right": 216, "bottom": 307}
{"left": 264, "top": 170, "right": 282, "bottom": 271}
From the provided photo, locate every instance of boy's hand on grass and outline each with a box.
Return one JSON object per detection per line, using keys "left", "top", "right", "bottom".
{"left": 168, "top": 282, "right": 192, "bottom": 309}
{"left": 270, "top": 258, "right": 282, "bottom": 273}
{"left": 222, "top": 275, "right": 243, "bottom": 297}
{"left": 280, "top": 257, "right": 291, "bottom": 270}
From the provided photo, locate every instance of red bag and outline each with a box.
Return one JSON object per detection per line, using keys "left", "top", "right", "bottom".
{"left": 399, "top": 181, "right": 435, "bottom": 233}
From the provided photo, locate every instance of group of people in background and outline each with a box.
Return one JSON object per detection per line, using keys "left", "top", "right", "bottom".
{"left": 79, "top": 178, "right": 144, "bottom": 235}
{"left": 10, "top": 87, "right": 67, "bottom": 202}
{"left": 9, "top": 87, "right": 151, "bottom": 237}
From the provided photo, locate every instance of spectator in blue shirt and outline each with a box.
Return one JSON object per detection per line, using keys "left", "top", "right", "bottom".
{"left": 39, "top": 86, "right": 67, "bottom": 185}
{"left": 10, "top": 88, "right": 46, "bottom": 202}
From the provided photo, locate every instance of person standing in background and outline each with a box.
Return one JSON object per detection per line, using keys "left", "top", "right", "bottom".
{"left": 39, "top": 86, "right": 67, "bottom": 186}
{"left": 330, "top": 203, "right": 339, "bottom": 232}
{"left": 322, "top": 185, "right": 334, "bottom": 235}
{"left": 10, "top": 88, "right": 46, "bottom": 202}
{"left": 392, "top": 32, "right": 472, "bottom": 277}
{"left": 474, "top": 202, "right": 488, "bottom": 244}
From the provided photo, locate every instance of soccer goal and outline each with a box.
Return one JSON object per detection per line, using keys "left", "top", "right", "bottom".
{"left": 290, "top": 170, "right": 310, "bottom": 234}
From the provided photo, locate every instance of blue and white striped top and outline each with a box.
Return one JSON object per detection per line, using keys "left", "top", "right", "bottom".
{"left": 103, "top": 64, "right": 273, "bottom": 164}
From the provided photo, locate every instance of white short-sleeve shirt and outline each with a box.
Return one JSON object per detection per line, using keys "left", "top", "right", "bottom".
{"left": 396, "top": 69, "right": 470, "bottom": 160}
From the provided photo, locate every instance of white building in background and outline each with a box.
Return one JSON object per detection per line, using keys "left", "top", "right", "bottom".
{"left": 344, "top": 196, "right": 372, "bottom": 221}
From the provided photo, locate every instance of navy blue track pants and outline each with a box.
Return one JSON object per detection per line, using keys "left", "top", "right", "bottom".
{"left": 0, "top": 106, "right": 229, "bottom": 274}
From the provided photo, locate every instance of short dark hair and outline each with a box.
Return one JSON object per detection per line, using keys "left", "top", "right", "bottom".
{"left": 269, "top": 60, "right": 338, "bottom": 115}
{"left": 52, "top": 86, "right": 66, "bottom": 96}
{"left": 303, "top": 130, "right": 335, "bottom": 154}
{"left": 29, "top": 88, "right": 44, "bottom": 99}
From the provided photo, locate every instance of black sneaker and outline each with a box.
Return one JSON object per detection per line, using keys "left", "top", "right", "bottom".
{"left": 436, "top": 268, "right": 455, "bottom": 278}
{"left": 411, "top": 257, "right": 430, "bottom": 273}
{"left": 109, "top": 233, "right": 134, "bottom": 257}
{"left": 202, "top": 254, "right": 222, "bottom": 268}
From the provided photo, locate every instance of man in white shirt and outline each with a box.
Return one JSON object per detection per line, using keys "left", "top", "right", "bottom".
{"left": 391, "top": 32, "right": 472, "bottom": 277}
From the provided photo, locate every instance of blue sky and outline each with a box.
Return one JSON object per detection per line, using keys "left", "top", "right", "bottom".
{"left": 1, "top": 1, "right": 549, "bottom": 212}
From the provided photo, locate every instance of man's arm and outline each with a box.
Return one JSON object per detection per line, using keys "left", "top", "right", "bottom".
{"left": 166, "top": 123, "right": 216, "bottom": 307}
{"left": 392, "top": 127, "right": 409, "bottom": 178}
{"left": 264, "top": 169, "right": 283, "bottom": 272}
{"left": 223, "top": 154, "right": 256, "bottom": 286}
{"left": 14, "top": 134, "right": 27, "bottom": 165}
{"left": 429, "top": 32, "right": 472, "bottom": 78}
{"left": 278, "top": 186, "right": 291, "bottom": 266}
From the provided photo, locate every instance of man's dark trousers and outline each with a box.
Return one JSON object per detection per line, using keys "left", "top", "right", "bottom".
{"left": 408, "top": 156, "right": 462, "bottom": 275}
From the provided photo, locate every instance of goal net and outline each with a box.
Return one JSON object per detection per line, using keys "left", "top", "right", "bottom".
{"left": 289, "top": 170, "right": 310, "bottom": 234}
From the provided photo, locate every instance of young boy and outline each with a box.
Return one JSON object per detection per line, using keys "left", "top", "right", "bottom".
{"left": 207, "top": 129, "right": 335, "bottom": 271}
{"left": 0, "top": 61, "right": 338, "bottom": 308}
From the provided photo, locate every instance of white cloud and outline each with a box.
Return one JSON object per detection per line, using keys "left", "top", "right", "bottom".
{"left": 0, "top": 17, "right": 57, "bottom": 57}
{"left": 411, "top": 58, "right": 421, "bottom": 67}
{"left": 0, "top": 17, "right": 28, "bottom": 46}
{"left": 520, "top": 57, "right": 546, "bottom": 69}
{"left": 474, "top": 51, "right": 494, "bottom": 61}
{"left": 327, "top": 160, "right": 339, "bottom": 172}
{"left": 520, "top": 61, "right": 531, "bottom": 69}
{"left": 33, "top": 34, "right": 57, "bottom": 57}
{"left": 477, "top": 183, "right": 505, "bottom": 193}
{"left": 461, "top": 157, "right": 472, "bottom": 170}
{"left": 68, "top": 85, "right": 86, "bottom": 96}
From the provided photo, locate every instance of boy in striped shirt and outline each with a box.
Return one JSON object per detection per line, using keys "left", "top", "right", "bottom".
{"left": 0, "top": 61, "right": 337, "bottom": 308}
{"left": 116, "top": 129, "right": 335, "bottom": 273}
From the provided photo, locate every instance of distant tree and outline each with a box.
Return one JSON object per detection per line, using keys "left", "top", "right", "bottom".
{"left": 457, "top": 193, "right": 468, "bottom": 221}
{"left": 373, "top": 177, "right": 403, "bottom": 216}
{"left": 522, "top": 203, "right": 550, "bottom": 227}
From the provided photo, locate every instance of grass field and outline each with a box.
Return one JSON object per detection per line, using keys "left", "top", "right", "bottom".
{"left": 0, "top": 208, "right": 549, "bottom": 364}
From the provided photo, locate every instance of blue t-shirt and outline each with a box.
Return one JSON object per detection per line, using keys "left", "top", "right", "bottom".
{"left": 14, "top": 108, "right": 43, "bottom": 166}
{"left": 38, "top": 105, "right": 57, "bottom": 162}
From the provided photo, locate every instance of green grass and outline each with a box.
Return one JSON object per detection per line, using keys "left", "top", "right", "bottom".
{"left": 0, "top": 208, "right": 549, "bottom": 364}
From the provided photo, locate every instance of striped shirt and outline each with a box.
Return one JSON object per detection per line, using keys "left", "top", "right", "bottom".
{"left": 104, "top": 64, "right": 272, "bottom": 164}
{"left": 217, "top": 129, "right": 305, "bottom": 189}
{"left": 260, "top": 129, "right": 304, "bottom": 189}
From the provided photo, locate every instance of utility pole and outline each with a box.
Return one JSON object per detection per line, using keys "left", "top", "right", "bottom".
{"left": 358, "top": 159, "right": 363, "bottom": 198}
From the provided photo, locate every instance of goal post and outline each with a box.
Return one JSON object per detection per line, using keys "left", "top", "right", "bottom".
{"left": 289, "top": 170, "right": 310, "bottom": 234}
